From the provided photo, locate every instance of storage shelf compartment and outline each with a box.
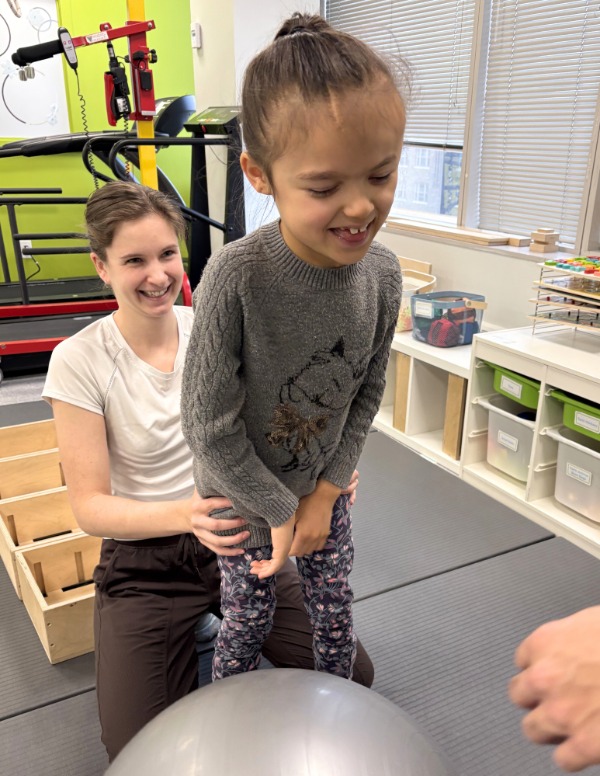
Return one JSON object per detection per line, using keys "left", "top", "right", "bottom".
{"left": 374, "top": 406, "right": 460, "bottom": 475}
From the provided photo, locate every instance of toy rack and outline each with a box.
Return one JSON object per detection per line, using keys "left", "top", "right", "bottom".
{"left": 530, "top": 262, "right": 600, "bottom": 337}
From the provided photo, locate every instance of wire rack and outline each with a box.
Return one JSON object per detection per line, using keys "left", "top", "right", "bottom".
{"left": 530, "top": 263, "right": 600, "bottom": 336}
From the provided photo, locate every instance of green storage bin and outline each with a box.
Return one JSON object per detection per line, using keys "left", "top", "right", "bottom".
{"left": 485, "top": 363, "right": 540, "bottom": 409}
{"left": 550, "top": 390, "right": 600, "bottom": 443}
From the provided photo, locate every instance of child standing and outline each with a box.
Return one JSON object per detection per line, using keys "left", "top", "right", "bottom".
{"left": 181, "top": 12, "right": 406, "bottom": 681}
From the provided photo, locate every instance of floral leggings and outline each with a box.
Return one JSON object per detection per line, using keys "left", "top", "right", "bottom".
{"left": 213, "top": 494, "right": 357, "bottom": 681}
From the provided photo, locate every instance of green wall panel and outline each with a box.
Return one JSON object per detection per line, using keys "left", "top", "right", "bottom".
{"left": 1, "top": 0, "right": 193, "bottom": 285}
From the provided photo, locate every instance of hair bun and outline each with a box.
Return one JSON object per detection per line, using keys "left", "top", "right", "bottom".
{"left": 274, "top": 13, "right": 330, "bottom": 40}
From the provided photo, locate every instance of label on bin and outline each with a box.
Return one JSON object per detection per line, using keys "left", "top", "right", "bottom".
{"left": 566, "top": 462, "right": 592, "bottom": 487}
{"left": 500, "top": 375, "right": 523, "bottom": 400}
{"left": 574, "top": 411, "right": 600, "bottom": 435}
{"left": 413, "top": 300, "right": 435, "bottom": 319}
{"left": 498, "top": 430, "right": 519, "bottom": 452}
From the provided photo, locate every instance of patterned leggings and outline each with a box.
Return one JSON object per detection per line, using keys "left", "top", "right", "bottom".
{"left": 213, "top": 494, "right": 357, "bottom": 681}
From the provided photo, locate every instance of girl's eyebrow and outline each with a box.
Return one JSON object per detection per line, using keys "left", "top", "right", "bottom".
{"left": 296, "top": 155, "right": 398, "bottom": 181}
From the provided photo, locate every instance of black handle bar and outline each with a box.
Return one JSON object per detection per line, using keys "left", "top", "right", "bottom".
{"left": 12, "top": 38, "right": 62, "bottom": 67}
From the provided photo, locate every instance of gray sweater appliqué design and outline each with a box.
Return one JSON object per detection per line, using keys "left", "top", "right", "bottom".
{"left": 181, "top": 219, "right": 402, "bottom": 548}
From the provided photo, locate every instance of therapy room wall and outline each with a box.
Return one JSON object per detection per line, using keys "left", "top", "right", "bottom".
{"left": 0, "top": 0, "right": 194, "bottom": 282}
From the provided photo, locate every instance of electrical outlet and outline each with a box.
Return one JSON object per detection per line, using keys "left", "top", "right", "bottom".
{"left": 19, "top": 240, "right": 32, "bottom": 256}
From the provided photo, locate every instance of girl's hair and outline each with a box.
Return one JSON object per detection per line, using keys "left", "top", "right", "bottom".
{"left": 85, "top": 181, "right": 187, "bottom": 261}
{"left": 241, "top": 12, "right": 409, "bottom": 176}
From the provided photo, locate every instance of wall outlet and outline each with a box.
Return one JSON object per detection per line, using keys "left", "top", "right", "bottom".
{"left": 19, "top": 240, "right": 32, "bottom": 256}
{"left": 191, "top": 22, "right": 202, "bottom": 50}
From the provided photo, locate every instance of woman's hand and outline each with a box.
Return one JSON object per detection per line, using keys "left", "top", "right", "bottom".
{"left": 189, "top": 490, "right": 250, "bottom": 555}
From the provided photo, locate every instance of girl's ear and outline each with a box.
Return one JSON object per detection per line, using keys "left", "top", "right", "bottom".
{"left": 91, "top": 252, "right": 109, "bottom": 285}
{"left": 240, "top": 151, "right": 273, "bottom": 195}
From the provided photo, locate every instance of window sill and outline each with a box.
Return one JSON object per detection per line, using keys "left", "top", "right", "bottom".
{"left": 382, "top": 218, "right": 574, "bottom": 263}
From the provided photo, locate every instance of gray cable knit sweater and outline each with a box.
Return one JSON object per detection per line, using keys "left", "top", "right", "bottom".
{"left": 181, "top": 219, "right": 402, "bottom": 548}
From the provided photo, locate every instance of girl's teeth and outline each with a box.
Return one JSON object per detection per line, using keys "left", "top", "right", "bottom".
{"left": 348, "top": 227, "right": 367, "bottom": 235}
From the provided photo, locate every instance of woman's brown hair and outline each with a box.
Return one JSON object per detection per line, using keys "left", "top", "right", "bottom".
{"left": 85, "top": 181, "right": 186, "bottom": 261}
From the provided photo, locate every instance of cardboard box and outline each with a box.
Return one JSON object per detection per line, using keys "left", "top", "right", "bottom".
{"left": 0, "top": 487, "right": 82, "bottom": 598}
{"left": 15, "top": 533, "right": 101, "bottom": 663}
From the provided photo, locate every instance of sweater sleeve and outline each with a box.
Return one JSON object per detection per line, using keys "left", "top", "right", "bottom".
{"left": 321, "top": 271, "right": 401, "bottom": 489}
{"left": 180, "top": 258, "right": 298, "bottom": 527}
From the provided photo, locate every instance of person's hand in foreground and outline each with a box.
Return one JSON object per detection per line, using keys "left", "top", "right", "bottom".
{"left": 509, "top": 606, "right": 600, "bottom": 772}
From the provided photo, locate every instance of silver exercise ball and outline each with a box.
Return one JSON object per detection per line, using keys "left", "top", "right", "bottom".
{"left": 106, "top": 669, "right": 456, "bottom": 776}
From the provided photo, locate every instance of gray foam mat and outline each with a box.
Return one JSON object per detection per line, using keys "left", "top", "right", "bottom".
{"left": 0, "top": 690, "right": 108, "bottom": 776}
{"left": 0, "top": 559, "right": 95, "bottom": 721}
{"left": 0, "top": 399, "right": 52, "bottom": 426}
{"left": 350, "top": 431, "right": 552, "bottom": 599}
{"left": 353, "top": 538, "right": 600, "bottom": 776}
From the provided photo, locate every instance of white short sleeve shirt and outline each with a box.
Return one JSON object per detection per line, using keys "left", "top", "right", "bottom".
{"left": 43, "top": 307, "right": 195, "bottom": 502}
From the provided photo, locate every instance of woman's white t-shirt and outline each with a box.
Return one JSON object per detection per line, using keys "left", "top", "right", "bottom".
{"left": 42, "top": 307, "right": 195, "bottom": 502}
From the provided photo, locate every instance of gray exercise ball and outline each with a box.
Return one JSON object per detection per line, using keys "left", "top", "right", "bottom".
{"left": 106, "top": 669, "right": 456, "bottom": 775}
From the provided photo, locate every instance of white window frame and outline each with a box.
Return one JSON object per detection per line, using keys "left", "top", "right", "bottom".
{"left": 324, "top": 0, "right": 600, "bottom": 257}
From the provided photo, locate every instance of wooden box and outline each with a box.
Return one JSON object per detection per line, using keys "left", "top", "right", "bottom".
{"left": 0, "top": 419, "right": 57, "bottom": 458}
{"left": 15, "top": 534, "right": 101, "bottom": 663}
{"left": 0, "top": 487, "right": 81, "bottom": 598}
{"left": 0, "top": 449, "right": 64, "bottom": 500}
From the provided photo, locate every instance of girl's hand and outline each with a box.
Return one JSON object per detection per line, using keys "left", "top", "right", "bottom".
{"left": 289, "top": 480, "right": 342, "bottom": 557}
{"left": 189, "top": 490, "right": 250, "bottom": 555}
{"left": 341, "top": 469, "right": 359, "bottom": 506}
{"left": 250, "top": 514, "right": 295, "bottom": 579}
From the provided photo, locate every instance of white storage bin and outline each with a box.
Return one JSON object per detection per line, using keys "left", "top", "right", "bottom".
{"left": 478, "top": 394, "right": 536, "bottom": 482}
{"left": 546, "top": 426, "right": 600, "bottom": 523}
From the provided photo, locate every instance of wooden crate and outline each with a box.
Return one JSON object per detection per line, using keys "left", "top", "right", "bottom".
{"left": 0, "top": 487, "right": 82, "bottom": 598}
{"left": 15, "top": 533, "right": 101, "bottom": 664}
{"left": 0, "top": 449, "right": 64, "bottom": 500}
{"left": 0, "top": 419, "right": 57, "bottom": 458}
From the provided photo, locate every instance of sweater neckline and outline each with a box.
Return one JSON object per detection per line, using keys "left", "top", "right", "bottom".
{"left": 262, "top": 219, "right": 365, "bottom": 291}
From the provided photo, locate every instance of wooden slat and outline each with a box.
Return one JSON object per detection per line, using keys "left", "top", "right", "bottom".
{"left": 393, "top": 353, "right": 411, "bottom": 433}
{"left": 442, "top": 374, "right": 468, "bottom": 460}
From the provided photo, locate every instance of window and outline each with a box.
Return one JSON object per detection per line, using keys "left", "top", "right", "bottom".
{"left": 415, "top": 149, "right": 430, "bottom": 169}
{"left": 324, "top": 0, "right": 600, "bottom": 251}
{"left": 325, "top": 0, "right": 476, "bottom": 223}
{"left": 414, "top": 182, "right": 429, "bottom": 204}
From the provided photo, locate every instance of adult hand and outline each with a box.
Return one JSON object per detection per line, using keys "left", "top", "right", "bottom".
{"left": 341, "top": 469, "right": 359, "bottom": 507}
{"left": 250, "top": 514, "right": 295, "bottom": 579}
{"left": 289, "top": 479, "right": 341, "bottom": 557}
{"left": 509, "top": 606, "right": 600, "bottom": 772}
{"left": 189, "top": 490, "right": 250, "bottom": 555}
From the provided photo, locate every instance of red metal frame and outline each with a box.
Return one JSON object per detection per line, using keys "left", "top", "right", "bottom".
{"left": 0, "top": 299, "right": 118, "bottom": 319}
{"left": 0, "top": 337, "right": 64, "bottom": 355}
{"left": 71, "top": 21, "right": 156, "bottom": 122}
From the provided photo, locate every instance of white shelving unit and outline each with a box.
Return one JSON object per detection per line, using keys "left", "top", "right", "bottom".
{"left": 375, "top": 331, "right": 472, "bottom": 476}
{"left": 375, "top": 326, "right": 600, "bottom": 558}
{"left": 463, "top": 327, "right": 600, "bottom": 558}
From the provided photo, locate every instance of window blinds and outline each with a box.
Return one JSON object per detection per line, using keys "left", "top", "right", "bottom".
{"left": 325, "top": 0, "right": 476, "bottom": 147}
{"left": 478, "top": 0, "right": 600, "bottom": 245}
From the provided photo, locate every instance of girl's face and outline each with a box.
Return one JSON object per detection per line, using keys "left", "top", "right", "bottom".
{"left": 92, "top": 214, "right": 184, "bottom": 319}
{"left": 243, "top": 85, "right": 405, "bottom": 269}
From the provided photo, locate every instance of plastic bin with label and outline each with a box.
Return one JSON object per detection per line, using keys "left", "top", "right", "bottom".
{"left": 411, "top": 291, "right": 487, "bottom": 347}
{"left": 549, "top": 390, "right": 600, "bottom": 443}
{"left": 484, "top": 364, "right": 540, "bottom": 410}
{"left": 477, "top": 394, "right": 536, "bottom": 481}
{"left": 546, "top": 426, "right": 600, "bottom": 522}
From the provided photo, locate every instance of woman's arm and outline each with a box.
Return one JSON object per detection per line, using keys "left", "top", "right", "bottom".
{"left": 52, "top": 399, "right": 248, "bottom": 550}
